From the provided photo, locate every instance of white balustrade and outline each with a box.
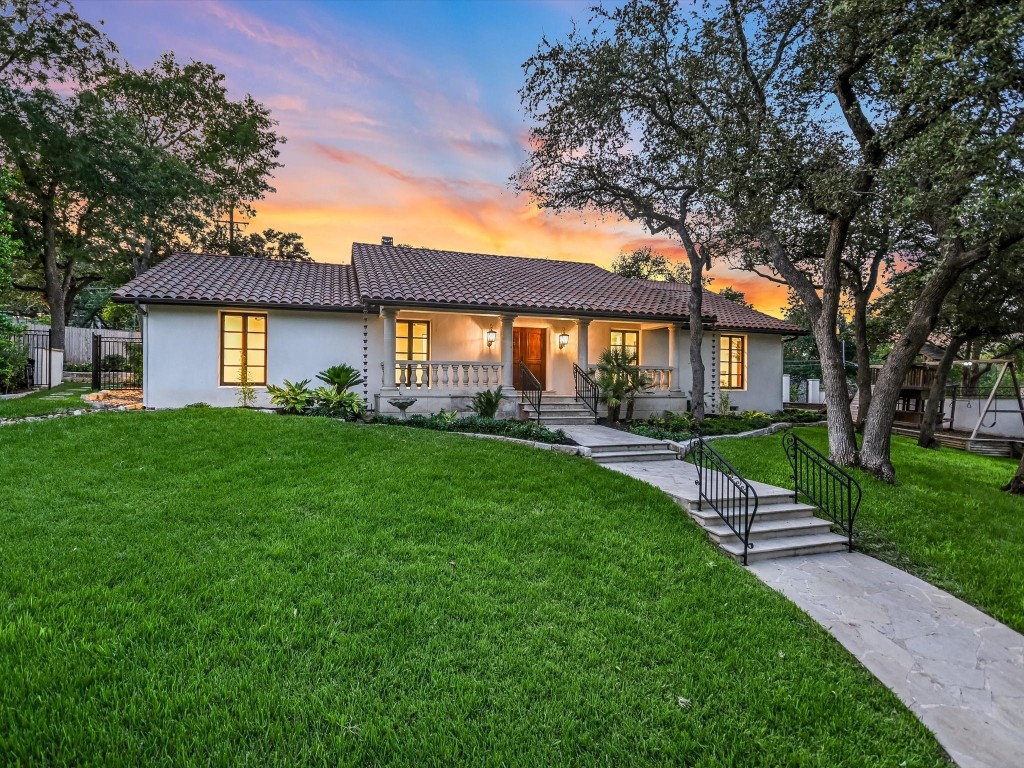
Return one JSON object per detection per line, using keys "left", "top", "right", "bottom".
{"left": 638, "top": 366, "right": 673, "bottom": 392}
{"left": 382, "top": 360, "right": 505, "bottom": 393}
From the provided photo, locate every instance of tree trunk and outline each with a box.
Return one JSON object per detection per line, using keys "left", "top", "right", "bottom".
{"left": 816, "top": 324, "right": 859, "bottom": 465}
{"left": 853, "top": 291, "right": 873, "bottom": 429}
{"left": 861, "top": 243, "right": 985, "bottom": 481}
{"left": 1003, "top": 452, "right": 1024, "bottom": 494}
{"left": 678, "top": 223, "right": 706, "bottom": 423}
{"left": 918, "top": 336, "right": 965, "bottom": 448}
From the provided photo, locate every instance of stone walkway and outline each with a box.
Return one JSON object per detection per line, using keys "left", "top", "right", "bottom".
{"left": 752, "top": 553, "right": 1024, "bottom": 768}
{"left": 562, "top": 424, "right": 1024, "bottom": 767}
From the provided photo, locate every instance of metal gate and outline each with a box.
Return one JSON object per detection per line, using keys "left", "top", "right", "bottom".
{"left": 24, "top": 330, "right": 52, "bottom": 389}
{"left": 91, "top": 334, "right": 143, "bottom": 390}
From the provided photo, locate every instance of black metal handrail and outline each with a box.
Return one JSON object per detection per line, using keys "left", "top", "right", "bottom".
{"left": 692, "top": 437, "right": 759, "bottom": 565}
{"left": 783, "top": 432, "right": 861, "bottom": 550}
{"left": 519, "top": 361, "right": 543, "bottom": 423}
{"left": 573, "top": 362, "right": 599, "bottom": 421}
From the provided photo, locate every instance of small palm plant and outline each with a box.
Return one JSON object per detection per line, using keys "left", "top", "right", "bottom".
{"left": 596, "top": 348, "right": 651, "bottom": 423}
{"left": 470, "top": 386, "right": 504, "bottom": 418}
{"left": 317, "top": 364, "right": 366, "bottom": 393}
{"left": 266, "top": 378, "right": 313, "bottom": 414}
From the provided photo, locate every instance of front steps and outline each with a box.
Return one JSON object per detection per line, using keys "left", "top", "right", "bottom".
{"left": 590, "top": 442, "right": 679, "bottom": 464}
{"left": 521, "top": 394, "right": 597, "bottom": 425}
{"left": 677, "top": 494, "right": 848, "bottom": 563}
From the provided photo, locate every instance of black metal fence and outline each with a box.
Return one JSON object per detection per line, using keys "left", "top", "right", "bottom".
{"left": 91, "top": 334, "right": 143, "bottom": 390}
{"left": 692, "top": 437, "right": 760, "bottom": 565}
{"left": 518, "top": 361, "right": 543, "bottom": 422}
{"left": 783, "top": 431, "right": 861, "bottom": 550}
{"left": 573, "top": 362, "right": 599, "bottom": 421}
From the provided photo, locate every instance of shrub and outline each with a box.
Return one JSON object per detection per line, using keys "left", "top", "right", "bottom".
{"left": 101, "top": 353, "right": 128, "bottom": 371}
{"left": 470, "top": 386, "right": 504, "bottom": 418}
{"left": 185, "top": 402, "right": 212, "bottom": 409}
{"left": 266, "top": 378, "right": 313, "bottom": 414}
{"left": 0, "top": 316, "right": 28, "bottom": 393}
{"left": 316, "top": 363, "right": 365, "bottom": 393}
{"left": 308, "top": 387, "right": 365, "bottom": 420}
{"left": 370, "top": 413, "right": 567, "bottom": 444}
{"left": 126, "top": 343, "right": 143, "bottom": 388}
{"left": 776, "top": 408, "right": 823, "bottom": 423}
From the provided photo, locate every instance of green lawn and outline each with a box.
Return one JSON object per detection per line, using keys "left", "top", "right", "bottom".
{"left": 0, "top": 382, "right": 92, "bottom": 419}
{"left": 714, "top": 427, "right": 1024, "bottom": 633}
{"left": 0, "top": 410, "right": 948, "bottom": 766}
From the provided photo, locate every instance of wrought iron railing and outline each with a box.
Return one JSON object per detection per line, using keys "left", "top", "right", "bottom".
{"left": 783, "top": 432, "right": 861, "bottom": 551}
{"left": 519, "top": 361, "right": 543, "bottom": 422}
{"left": 91, "top": 334, "right": 143, "bottom": 391}
{"left": 573, "top": 363, "right": 599, "bottom": 421}
{"left": 692, "top": 437, "right": 759, "bottom": 565}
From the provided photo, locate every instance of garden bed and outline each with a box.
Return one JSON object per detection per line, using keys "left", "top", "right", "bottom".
{"left": 631, "top": 408, "right": 823, "bottom": 442}
{"left": 369, "top": 412, "right": 569, "bottom": 444}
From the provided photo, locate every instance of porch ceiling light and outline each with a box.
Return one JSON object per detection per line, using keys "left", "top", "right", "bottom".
{"left": 558, "top": 331, "right": 570, "bottom": 350}
{"left": 486, "top": 328, "right": 497, "bottom": 347}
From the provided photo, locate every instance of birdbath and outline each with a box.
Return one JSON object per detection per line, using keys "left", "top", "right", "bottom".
{"left": 388, "top": 397, "right": 418, "bottom": 420}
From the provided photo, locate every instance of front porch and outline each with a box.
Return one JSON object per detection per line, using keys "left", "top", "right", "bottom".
{"left": 374, "top": 307, "right": 692, "bottom": 420}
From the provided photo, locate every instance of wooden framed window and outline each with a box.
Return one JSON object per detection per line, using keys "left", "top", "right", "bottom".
{"left": 719, "top": 334, "right": 746, "bottom": 390}
{"left": 395, "top": 320, "right": 430, "bottom": 385}
{"left": 220, "top": 312, "right": 267, "bottom": 386}
{"left": 610, "top": 330, "right": 639, "bottom": 362}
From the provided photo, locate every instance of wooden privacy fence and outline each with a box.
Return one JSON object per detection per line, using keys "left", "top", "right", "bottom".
{"left": 19, "top": 323, "right": 140, "bottom": 365}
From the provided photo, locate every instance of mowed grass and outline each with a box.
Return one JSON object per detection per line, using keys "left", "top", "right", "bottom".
{"left": 714, "top": 427, "right": 1024, "bottom": 633}
{"left": 0, "top": 382, "right": 91, "bottom": 419}
{"left": 0, "top": 410, "right": 948, "bottom": 766}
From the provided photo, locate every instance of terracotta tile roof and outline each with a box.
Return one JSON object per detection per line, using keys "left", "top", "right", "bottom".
{"left": 112, "top": 252, "right": 363, "bottom": 311}
{"left": 352, "top": 243, "right": 801, "bottom": 333}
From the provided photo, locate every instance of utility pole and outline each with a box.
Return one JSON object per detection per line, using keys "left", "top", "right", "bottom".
{"left": 214, "top": 206, "right": 249, "bottom": 255}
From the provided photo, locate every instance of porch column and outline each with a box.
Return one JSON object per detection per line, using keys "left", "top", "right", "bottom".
{"left": 500, "top": 314, "right": 515, "bottom": 389}
{"left": 671, "top": 323, "right": 685, "bottom": 393}
{"left": 381, "top": 307, "right": 397, "bottom": 390}
{"left": 576, "top": 318, "right": 591, "bottom": 370}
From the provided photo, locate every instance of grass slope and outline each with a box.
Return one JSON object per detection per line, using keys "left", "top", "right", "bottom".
{"left": 714, "top": 427, "right": 1024, "bottom": 633}
{"left": 0, "top": 410, "right": 947, "bottom": 766}
{"left": 0, "top": 382, "right": 91, "bottom": 419}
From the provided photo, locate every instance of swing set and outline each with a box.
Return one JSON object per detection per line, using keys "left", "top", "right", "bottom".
{"left": 945, "top": 359, "right": 1024, "bottom": 440}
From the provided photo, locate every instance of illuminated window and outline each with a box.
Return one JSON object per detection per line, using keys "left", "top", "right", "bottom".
{"left": 221, "top": 312, "right": 267, "bottom": 386}
{"left": 396, "top": 320, "right": 430, "bottom": 385}
{"left": 610, "top": 330, "right": 639, "bottom": 362}
{"left": 719, "top": 334, "right": 746, "bottom": 390}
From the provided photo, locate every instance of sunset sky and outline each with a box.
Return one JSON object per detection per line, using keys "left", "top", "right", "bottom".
{"left": 80, "top": 0, "right": 789, "bottom": 316}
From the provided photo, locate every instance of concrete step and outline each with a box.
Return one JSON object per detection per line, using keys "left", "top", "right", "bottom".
{"left": 538, "top": 415, "right": 598, "bottom": 426}
{"left": 590, "top": 441, "right": 675, "bottom": 454}
{"left": 687, "top": 500, "right": 813, "bottom": 523}
{"left": 523, "top": 402, "right": 597, "bottom": 412}
{"left": 701, "top": 515, "right": 836, "bottom": 544}
{"left": 592, "top": 449, "right": 679, "bottom": 464}
{"left": 717, "top": 532, "right": 849, "bottom": 563}
{"left": 676, "top": 491, "right": 797, "bottom": 513}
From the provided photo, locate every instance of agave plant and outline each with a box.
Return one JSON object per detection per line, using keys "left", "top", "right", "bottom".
{"left": 470, "top": 386, "right": 504, "bottom": 419}
{"left": 266, "top": 378, "right": 313, "bottom": 414}
{"left": 316, "top": 363, "right": 366, "bottom": 393}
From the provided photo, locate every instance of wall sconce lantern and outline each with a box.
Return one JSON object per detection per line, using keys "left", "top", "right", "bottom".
{"left": 558, "top": 331, "right": 570, "bottom": 350}
{"left": 486, "top": 328, "right": 497, "bottom": 348}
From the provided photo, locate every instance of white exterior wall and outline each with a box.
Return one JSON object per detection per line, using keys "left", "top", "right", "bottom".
{"left": 143, "top": 304, "right": 377, "bottom": 409}
{"left": 947, "top": 398, "right": 1024, "bottom": 439}
{"left": 142, "top": 303, "right": 786, "bottom": 417}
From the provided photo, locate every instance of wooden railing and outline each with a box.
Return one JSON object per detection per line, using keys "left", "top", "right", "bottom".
{"left": 384, "top": 360, "right": 504, "bottom": 392}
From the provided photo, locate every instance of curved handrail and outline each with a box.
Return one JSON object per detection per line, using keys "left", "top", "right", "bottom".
{"left": 573, "top": 363, "right": 599, "bottom": 421}
{"left": 783, "top": 431, "right": 862, "bottom": 550}
{"left": 692, "top": 437, "right": 760, "bottom": 565}
{"left": 519, "top": 362, "right": 543, "bottom": 423}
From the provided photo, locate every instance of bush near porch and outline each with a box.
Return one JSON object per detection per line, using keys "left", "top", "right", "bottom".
{"left": 714, "top": 426, "right": 1024, "bottom": 634}
{"left": 631, "top": 408, "right": 822, "bottom": 441}
{"left": 0, "top": 409, "right": 947, "bottom": 766}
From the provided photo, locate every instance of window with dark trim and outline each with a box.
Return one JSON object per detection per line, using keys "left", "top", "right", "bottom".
{"left": 719, "top": 334, "right": 746, "bottom": 390}
{"left": 610, "top": 329, "right": 639, "bottom": 362}
{"left": 395, "top": 320, "right": 430, "bottom": 385}
{"left": 220, "top": 312, "right": 267, "bottom": 386}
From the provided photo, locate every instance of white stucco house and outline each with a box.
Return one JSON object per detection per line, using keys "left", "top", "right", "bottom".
{"left": 112, "top": 241, "right": 801, "bottom": 421}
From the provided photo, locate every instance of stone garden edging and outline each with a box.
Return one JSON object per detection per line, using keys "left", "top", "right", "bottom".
{"left": 668, "top": 420, "right": 828, "bottom": 457}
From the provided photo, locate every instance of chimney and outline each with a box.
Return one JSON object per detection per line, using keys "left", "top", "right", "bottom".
{"left": 381, "top": 236, "right": 394, "bottom": 247}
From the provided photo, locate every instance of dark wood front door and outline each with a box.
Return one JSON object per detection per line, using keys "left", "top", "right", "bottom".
{"left": 513, "top": 327, "right": 546, "bottom": 389}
